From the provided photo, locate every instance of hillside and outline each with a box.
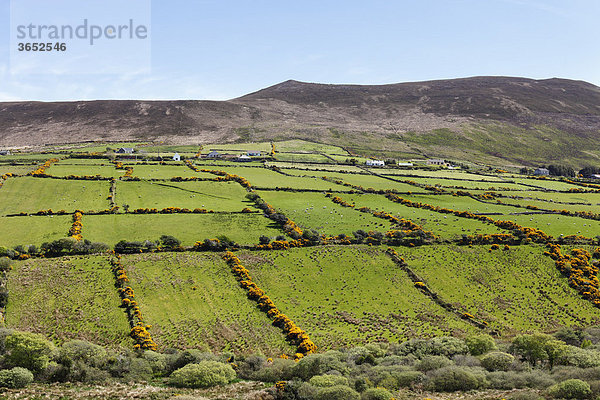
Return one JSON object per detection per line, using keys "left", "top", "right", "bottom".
{"left": 1, "top": 76, "right": 600, "bottom": 167}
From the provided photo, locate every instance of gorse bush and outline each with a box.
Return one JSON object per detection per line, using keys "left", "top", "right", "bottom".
{"left": 0, "top": 367, "right": 34, "bottom": 388}
{"left": 168, "top": 361, "right": 236, "bottom": 388}
{"left": 547, "top": 378, "right": 592, "bottom": 399}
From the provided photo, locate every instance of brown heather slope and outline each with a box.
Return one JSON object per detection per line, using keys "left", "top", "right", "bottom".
{"left": 1, "top": 76, "right": 600, "bottom": 166}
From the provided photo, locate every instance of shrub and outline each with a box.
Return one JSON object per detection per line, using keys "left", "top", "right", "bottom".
{"left": 0, "top": 257, "right": 12, "bottom": 271}
{"left": 557, "top": 345, "right": 600, "bottom": 368}
{"left": 465, "top": 334, "right": 497, "bottom": 356}
{"left": 251, "top": 358, "right": 295, "bottom": 382}
{"left": 360, "top": 387, "right": 394, "bottom": 400}
{"left": 293, "top": 351, "right": 346, "bottom": 380}
{"left": 507, "top": 391, "right": 544, "bottom": 400}
{"left": 309, "top": 374, "right": 349, "bottom": 387}
{"left": 481, "top": 352, "right": 515, "bottom": 371}
{"left": 60, "top": 340, "right": 106, "bottom": 367}
{"left": 0, "top": 287, "right": 8, "bottom": 308}
{"left": 169, "top": 349, "right": 217, "bottom": 373}
{"left": 159, "top": 235, "right": 181, "bottom": 250}
{"left": 5, "top": 331, "right": 55, "bottom": 373}
{"left": 427, "top": 366, "right": 486, "bottom": 392}
{"left": 168, "top": 361, "right": 236, "bottom": 388}
{"left": 547, "top": 379, "right": 592, "bottom": 399}
{"left": 486, "top": 370, "right": 555, "bottom": 390}
{"left": 314, "top": 385, "right": 360, "bottom": 400}
{"left": 0, "top": 367, "right": 34, "bottom": 388}
{"left": 415, "top": 355, "right": 453, "bottom": 372}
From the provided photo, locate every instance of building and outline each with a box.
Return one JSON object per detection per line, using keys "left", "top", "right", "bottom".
{"left": 397, "top": 162, "right": 413, "bottom": 167}
{"left": 172, "top": 153, "right": 181, "bottom": 161}
{"left": 116, "top": 148, "right": 135, "bottom": 154}
{"left": 206, "top": 151, "right": 221, "bottom": 158}
{"left": 247, "top": 151, "right": 262, "bottom": 157}
{"left": 427, "top": 159, "right": 446, "bottom": 166}
{"left": 236, "top": 155, "right": 252, "bottom": 162}
{"left": 0, "top": 150, "right": 10, "bottom": 156}
{"left": 534, "top": 168, "right": 549, "bottom": 176}
{"left": 366, "top": 160, "right": 385, "bottom": 167}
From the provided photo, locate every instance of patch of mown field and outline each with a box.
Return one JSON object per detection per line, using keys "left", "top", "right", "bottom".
{"left": 405, "top": 194, "right": 526, "bottom": 214}
{"left": 502, "top": 213, "right": 600, "bottom": 237}
{"left": 508, "top": 177, "right": 584, "bottom": 191}
{"left": 269, "top": 162, "right": 364, "bottom": 173}
{"left": 0, "top": 164, "right": 37, "bottom": 175}
{"left": 205, "top": 142, "right": 272, "bottom": 153}
{"left": 500, "top": 197, "right": 600, "bottom": 214}
{"left": 274, "top": 140, "right": 349, "bottom": 155}
{"left": 117, "top": 180, "right": 252, "bottom": 211}
{"left": 257, "top": 191, "right": 392, "bottom": 235}
{"left": 0, "top": 177, "right": 110, "bottom": 215}
{"left": 343, "top": 193, "right": 506, "bottom": 239}
{"left": 0, "top": 215, "right": 71, "bottom": 247}
{"left": 121, "top": 252, "right": 294, "bottom": 354}
{"left": 210, "top": 165, "right": 347, "bottom": 190}
{"left": 319, "top": 172, "right": 420, "bottom": 192}
{"left": 381, "top": 169, "right": 505, "bottom": 181}
{"left": 239, "top": 246, "right": 476, "bottom": 349}
{"left": 5, "top": 256, "right": 130, "bottom": 347}
{"left": 83, "top": 213, "right": 283, "bottom": 246}
{"left": 130, "top": 164, "right": 214, "bottom": 179}
{"left": 275, "top": 153, "right": 333, "bottom": 163}
{"left": 46, "top": 163, "right": 119, "bottom": 178}
{"left": 494, "top": 191, "right": 600, "bottom": 206}
{"left": 399, "top": 177, "right": 526, "bottom": 190}
{"left": 398, "top": 245, "right": 600, "bottom": 335}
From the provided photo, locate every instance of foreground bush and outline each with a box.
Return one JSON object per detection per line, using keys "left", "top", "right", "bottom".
{"left": 547, "top": 378, "right": 592, "bottom": 399}
{"left": 0, "top": 367, "right": 34, "bottom": 388}
{"left": 5, "top": 331, "right": 55, "bottom": 373}
{"left": 481, "top": 351, "right": 515, "bottom": 371}
{"left": 168, "top": 361, "right": 236, "bottom": 388}
{"left": 314, "top": 385, "right": 360, "bottom": 400}
{"left": 427, "top": 366, "right": 486, "bottom": 392}
{"left": 360, "top": 387, "right": 394, "bottom": 400}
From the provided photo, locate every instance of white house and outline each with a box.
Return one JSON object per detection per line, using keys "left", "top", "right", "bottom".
{"left": 366, "top": 160, "right": 385, "bottom": 167}
{"left": 427, "top": 159, "right": 446, "bottom": 166}
{"left": 237, "top": 155, "right": 252, "bottom": 162}
{"left": 207, "top": 151, "right": 221, "bottom": 158}
{"left": 534, "top": 168, "right": 549, "bottom": 176}
{"left": 0, "top": 150, "right": 10, "bottom": 156}
{"left": 247, "top": 151, "right": 262, "bottom": 157}
{"left": 172, "top": 153, "right": 181, "bottom": 161}
{"left": 116, "top": 148, "right": 135, "bottom": 154}
{"left": 397, "top": 162, "right": 413, "bottom": 167}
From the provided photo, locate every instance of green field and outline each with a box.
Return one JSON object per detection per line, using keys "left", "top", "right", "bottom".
{"left": 121, "top": 252, "right": 294, "bottom": 353}
{"left": 239, "top": 246, "right": 476, "bottom": 349}
{"left": 131, "top": 164, "right": 214, "bottom": 179}
{"left": 117, "top": 180, "right": 252, "bottom": 211}
{"left": 399, "top": 245, "right": 600, "bottom": 334}
{"left": 0, "top": 164, "right": 38, "bottom": 175}
{"left": 0, "top": 177, "right": 110, "bottom": 215}
{"left": 46, "top": 163, "right": 119, "bottom": 178}
{"left": 0, "top": 215, "right": 71, "bottom": 247}
{"left": 82, "top": 213, "right": 283, "bottom": 245}
{"left": 5, "top": 256, "right": 131, "bottom": 347}
{"left": 257, "top": 191, "right": 393, "bottom": 235}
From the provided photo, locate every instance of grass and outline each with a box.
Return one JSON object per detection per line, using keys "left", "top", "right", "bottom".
{"left": 239, "top": 246, "right": 476, "bottom": 349}
{"left": 82, "top": 213, "right": 284, "bottom": 246}
{"left": 398, "top": 245, "right": 600, "bottom": 334}
{"left": 0, "top": 177, "right": 110, "bottom": 215}
{"left": 256, "top": 191, "right": 393, "bottom": 235}
{"left": 131, "top": 164, "right": 214, "bottom": 179}
{"left": 117, "top": 180, "right": 252, "bottom": 211}
{"left": 5, "top": 255, "right": 131, "bottom": 347}
{"left": 343, "top": 193, "right": 506, "bottom": 238}
{"left": 269, "top": 162, "right": 364, "bottom": 173}
{"left": 46, "top": 164, "right": 119, "bottom": 178}
{"left": 0, "top": 215, "right": 71, "bottom": 248}
{"left": 0, "top": 165, "right": 38, "bottom": 175}
{"left": 120, "top": 252, "right": 294, "bottom": 354}
{"left": 274, "top": 139, "right": 349, "bottom": 155}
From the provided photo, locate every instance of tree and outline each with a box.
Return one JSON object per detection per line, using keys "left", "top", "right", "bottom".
{"left": 159, "top": 235, "right": 181, "bottom": 250}
{"left": 510, "top": 333, "right": 565, "bottom": 368}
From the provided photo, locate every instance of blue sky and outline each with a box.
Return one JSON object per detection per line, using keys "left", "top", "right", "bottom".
{"left": 0, "top": 0, "right": 599, "bottom": 101}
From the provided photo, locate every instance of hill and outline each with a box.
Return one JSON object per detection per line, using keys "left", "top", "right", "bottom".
{"left": 1, "top": 76, "right": 600, "bottom": 167}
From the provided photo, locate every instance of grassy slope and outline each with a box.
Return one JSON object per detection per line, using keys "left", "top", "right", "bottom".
{"left": 0, "top": 215, "right": 71, "bottom": 247}
{"left": 117, "top": 180, "right": 252, "bottom": 211}
{"left": 122, "top": 252, "right": 294, "bottom": 354}
{"left": 82, "top": 213, "right": 284, "bottom": 246}
{"left": 239, "top": 246, "right": 476, "bottom": 349}
{"left": 5, "top": 256, "right": 131, "bottom": 347}
{"left": 0, "top": 177, "right": 109, "bottom": 215}
{"left": 257, "top": 191, "right": 393, "bottom": 235}
{"left": 398, "top": 245, "right": 600, "bottom": 335}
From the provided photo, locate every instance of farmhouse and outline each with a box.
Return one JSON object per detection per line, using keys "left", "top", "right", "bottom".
{"left": 116, "top": 148, "right": 135, "bottom": 154}
{"left": 236, "top": 155, "right": 252, "bottom": 162}
{"left": 427, "top": 159, "right": 446, "bottom": 166}
{"left": 534, "top": 168, "right": 550, "bottom": 176}
{"left": 172, "top": 153, "right": 181, "bottom": 161}
{"left": 0, "top": 150, "right": 10, "bottom": 156}
{"left": 247, "top": 151, "right": 262, "bottom": 157}
{"left": 397, "top": 162, "right": 413, "bottom": 167}
{"left": 206, "top": 151, "right": 221, "bottom": 158}
{"left": 366, "top": 160, "right": 385, "bottom": 167}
